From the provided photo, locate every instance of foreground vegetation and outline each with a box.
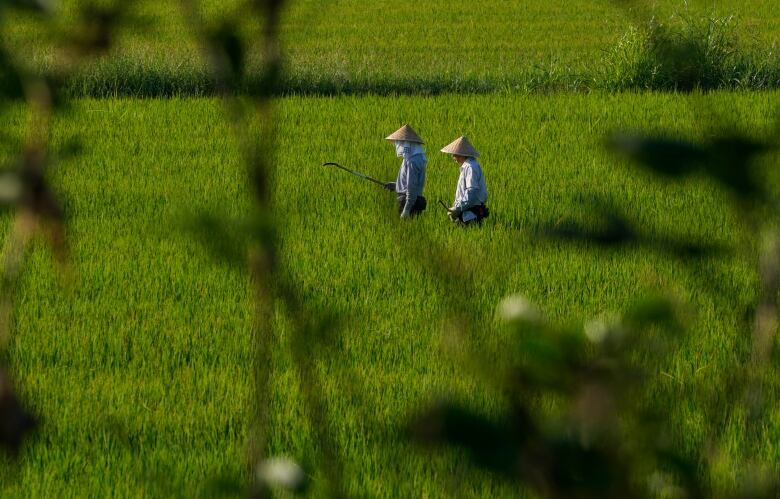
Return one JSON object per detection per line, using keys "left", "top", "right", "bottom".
{"left": 0, "top": 91, "right": 778, "bottom": 496}
{"left": 3, "top": 0, "right": 780, "bottom": 95}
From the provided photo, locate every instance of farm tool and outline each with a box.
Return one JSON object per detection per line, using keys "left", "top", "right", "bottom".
{"left": 322, "top": 162, "right": 386, "bottom": 188}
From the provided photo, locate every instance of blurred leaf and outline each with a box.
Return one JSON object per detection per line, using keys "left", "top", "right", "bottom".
{"left": 0, "top": 49, "right": 25, "bottom": 100}
{"left": 247, "top": 148, "right": 270, "bottom": 199}
{"left": 245, "top": 207, "right": 277, "bottom": 250}
{"left": 247, "top": 61, "right": 283, "bottom": 98}
{"left": 55, "top": 137, "right": 83, "bottom": 160}
{"left": 543, "top": 215, "right": 635, "bottom": 247}
{"left": 408, "top": 401, "right": 638, "bottom": 497}
{"left": 705, "top": 136, "right": 768, "bottom": 200}
{"left": 735, "top": 478, "right": 780, "bottom": 499}
{"left": 0, "top": 370, "right": 37, "bottom": 455}
{"left": 652, "top": 449, "right": 704, "bottom": 499}
{"left": 661, "top": 239, "right": 727, "bottom": 259}
{"left": 302, "top": 309, "right": 339, "bottom": 348}
{"left": 543, "top": 437, "right": 633, "bottom": 498}
{"left": 540, "top": 196, "right": 729, "bottom": 259}
{"left": 187, "top": 213, "right": 249, "bottom": 268}
{"left": 207, "top": 22, "right": 245, "bottom": 85}
{"left": 17, "top": 158, "right": 64, "bottom": 222}
{"left": 204, "top": 474, "right": 246, "bottom": 497}
{"left": 540, "top": 195, "right": 635, "bottom": 246}
{"left": 5, "top": 0, "right": 55, "bottom": 14}
{"left": 71, "top": 1, "right": 128, "bottom": 55}
{"left": 250, "top": 0, "right": 285, "bottom": 17}
{"left": 609, "top": 132, "right": 771, "bottom": 202}
{"left": 623, "top": 296, "right": 681, "bottom": 332}
{"left": 609, "top": 134, "right": 706, "bottom": 177}
{"left": 408, "top": 402, "right": 525, "bottom": 478}
{"left": 511, "top": 328, "right": 587, "bottom": 393}
{"left": 40, "top": 73, "right": 67, "bottom": 110}
{"left": 0, "top": 128, "right": 21, "bottom": 148}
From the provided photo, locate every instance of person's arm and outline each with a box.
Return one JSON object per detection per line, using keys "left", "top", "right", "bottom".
{"left": 401, "top": 158, "right": 422, "bottom": 217}
{"left": 454, "top": 166, "right": 477, "bottom": 210}
{"left": 462, "top": 165, "right": 486, "bottom": 210}
{"left": 450, "top": 168, "right": 465, "bottom": 218}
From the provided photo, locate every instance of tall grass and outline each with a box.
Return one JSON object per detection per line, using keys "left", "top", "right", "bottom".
{"left": 1, "top": 92, "right": 779, "bottom": 496}
{"left": 3, "top": 1, "right": 779, "bottom": 97}
{"left": 601, "top": 12, "right": 780, "bottom": 91}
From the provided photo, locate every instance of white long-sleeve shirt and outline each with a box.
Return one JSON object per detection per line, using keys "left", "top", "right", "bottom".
{"left": 454, "top": 158, "right": 488, "bottom": 211}
{"left": 395, "top": 152, "right": 427, "bottom": 215}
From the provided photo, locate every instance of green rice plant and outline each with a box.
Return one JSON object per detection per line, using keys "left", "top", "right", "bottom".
{"left": 0, "top": 91, "right": 778, "bottom": 496}
{"left": 3, "top": 0, "right": 780, "bottom": 96}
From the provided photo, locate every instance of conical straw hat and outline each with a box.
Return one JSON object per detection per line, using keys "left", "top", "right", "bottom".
{"left": 440, "top": 136, "right": 480, "bottom": 158}
{"left": 385, "top": 124, "right": 424, "bottom": 144}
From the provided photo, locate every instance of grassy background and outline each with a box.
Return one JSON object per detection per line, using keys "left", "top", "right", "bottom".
{"left": 3, "top": 0, "right": 780, "bottom": 95}
{"left": 1, "top": 92, "right": 778, "bottom": 496}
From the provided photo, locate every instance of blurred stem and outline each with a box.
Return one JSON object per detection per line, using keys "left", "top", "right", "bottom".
{"left": 0, "top": 213, "right": 36, "bottom": 348}
{"left": 180, "top": 2, "right": 348, "bottom": 495}
{"left": 0, "top": 74, "right": 57, "bottom": 351}
{"left": 248, "top": 248, "right": 274, "bottom": 473}
{"left": 752, "top": 230, "right": 780, "bottom": 366}
{"left": 745, "top": 229, "right": 780, "bottom": 433}
{"left": 25, "top": 82, "right": 53, "bottom": 152}
{"left": 278, "top": 279, "right": 345, "bottom": 496}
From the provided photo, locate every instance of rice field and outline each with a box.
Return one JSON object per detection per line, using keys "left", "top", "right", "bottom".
{"left": 3, "top": 0, "right": 780, "bottom": 95}
{"left": 1, "top": 91, "right": 779, "bottom": 496}
{"left": 2, "top": 0, "right": 780, "bottom": 496}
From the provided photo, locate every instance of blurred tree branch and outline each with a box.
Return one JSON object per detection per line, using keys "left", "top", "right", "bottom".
{"left": 180, "top": 0, "right": 345, "bottom": 496}
{"left": 0, "top": 0, "right": 134, "bottom": 455}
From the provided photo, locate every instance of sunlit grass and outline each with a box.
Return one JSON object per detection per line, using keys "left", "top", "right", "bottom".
{"left": 3, "top": 0, "right": 779, "bottom": 95}
{"left": 0, "top": 92, "right": 777, "bottom": 496}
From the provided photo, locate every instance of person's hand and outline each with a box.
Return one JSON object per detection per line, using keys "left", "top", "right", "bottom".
{"left": 449, "top": 206, "right": 462, "bottom": 221}
{"left": 384, "top": 182, "right": 395, "bottom": 191}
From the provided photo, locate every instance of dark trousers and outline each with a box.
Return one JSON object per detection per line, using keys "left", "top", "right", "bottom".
{"left": 397, "top": 195, "right": 427, "bottom": 216}
{"left": 460, "top": 204, "right": 489, "bottom": 225}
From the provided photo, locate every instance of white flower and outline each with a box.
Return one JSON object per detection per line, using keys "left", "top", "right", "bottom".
{"left": 0, "top": 175, "right": 22, "bottom": 204}
{"left": 496, "top": 294, "right": 541, "bottom": 323}
{"left": 584, "top": 313, "right": 622, "bottom": 344}
{"left": 255, "top": 457, "right": 305, "bottom": 491}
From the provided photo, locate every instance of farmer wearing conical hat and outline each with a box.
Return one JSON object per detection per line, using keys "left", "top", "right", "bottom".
{"left": 383, "top": 124, "right": 427, "bottom": 218}
{"left": 441, "top": 135, "right": 489, "bottom": 225}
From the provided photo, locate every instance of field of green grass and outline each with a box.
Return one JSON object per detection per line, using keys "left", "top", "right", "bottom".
{"left": 1, "top": 91, "right": 779, "bottom": 496}
{"left": 4, "top": 0, "right": 780, "bottom": 95}
{"left": 2, "top": 0, "right": 780, "bottom": 495}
